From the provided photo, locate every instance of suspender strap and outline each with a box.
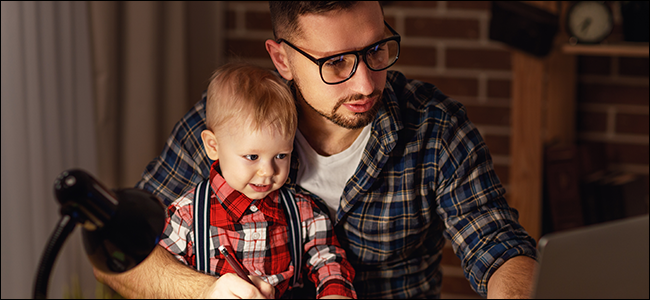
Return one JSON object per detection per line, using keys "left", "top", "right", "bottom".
{"left": 194, "top": 178, "right": 212, "bottom": 274}
{"left": 193, "top": 179, "right": 302, "bottom": 285}
{"left": 278, "top": 187, "right": 302, "bottom": 287}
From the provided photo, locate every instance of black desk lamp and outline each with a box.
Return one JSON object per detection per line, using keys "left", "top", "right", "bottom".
{"left": 33, "top": 169, "right": 166, "bottom": 298}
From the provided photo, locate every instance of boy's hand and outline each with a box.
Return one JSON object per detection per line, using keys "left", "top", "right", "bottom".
{"left": 320, "top": 296, "right": 353, "bottom": 299}
{"left": 201, "top": 273, "right": 275, "bottom": 299}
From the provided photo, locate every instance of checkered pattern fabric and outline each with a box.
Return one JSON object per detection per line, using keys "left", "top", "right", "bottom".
{"left": 139, "top": 70, "right": 537, "bottom": 298}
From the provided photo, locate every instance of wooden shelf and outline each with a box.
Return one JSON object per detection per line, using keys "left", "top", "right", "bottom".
{"left": 562, "top": 43, "right": 649, "bottom": 57}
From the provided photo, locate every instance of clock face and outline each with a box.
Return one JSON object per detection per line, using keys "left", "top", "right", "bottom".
{"left": 567, "top": 1, "right": 613, "bottom": 43}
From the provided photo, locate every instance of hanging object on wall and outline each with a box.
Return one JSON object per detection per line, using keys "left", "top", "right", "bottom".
{"left": 621, "top": 1, "right": 649, "bottom": 42}
{"left": 489, "top": 1, "right": 559, "bottom": 57}
{"left": 566, "top": 1, "right": 614, "bottom": 45}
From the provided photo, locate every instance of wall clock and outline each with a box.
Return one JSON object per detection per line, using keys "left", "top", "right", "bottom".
{"left": 566, "top": 1, "right": 614, "bottom": 44}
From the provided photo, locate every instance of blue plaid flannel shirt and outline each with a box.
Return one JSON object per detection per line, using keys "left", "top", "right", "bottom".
{"left": 136, "top": 70, "right": 537, "bottom": 298}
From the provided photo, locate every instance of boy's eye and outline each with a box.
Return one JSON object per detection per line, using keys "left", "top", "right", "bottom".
{"left": 275, "top": 153, "right": 287, "bottom": 159}
{"left": 245, "top": 155, "right": 259, "bottom": 161}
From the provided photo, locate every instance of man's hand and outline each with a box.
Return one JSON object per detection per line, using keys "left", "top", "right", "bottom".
{"left": 201, "top": 273, "right": 275, "bottom": 299}
{"left": 487, "top": 255, "right": 538, "bottom": 299}
{"left": 94, "top": 245, "right": 216, "bottom": 298}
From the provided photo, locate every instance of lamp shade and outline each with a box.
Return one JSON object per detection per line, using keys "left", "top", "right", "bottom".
{"left": 53, "top": 170, "right": 166, "bottom": 273}
{"left": 82, "top": 188, "right": 166, "bottom": 273}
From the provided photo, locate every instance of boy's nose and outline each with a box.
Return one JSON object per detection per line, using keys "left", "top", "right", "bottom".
{"left": 257, "top": 161, "right": 274, "bottom": 177}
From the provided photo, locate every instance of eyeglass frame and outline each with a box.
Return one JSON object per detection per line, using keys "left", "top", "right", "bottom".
{"left": 276, "top": 20, "right": 401, "bottom": 85}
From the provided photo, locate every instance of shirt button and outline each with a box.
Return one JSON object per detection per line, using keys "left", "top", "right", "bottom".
{"left": 250, "top": 204, "right": 258, "bottom": 212}
{"left": 251, "top": 232, "right": 260, "bottom": 240}
{"left": 254, "top": 270, "right": 262, "bottom": 275}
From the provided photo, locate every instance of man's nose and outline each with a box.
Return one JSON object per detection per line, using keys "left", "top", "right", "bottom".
{"left": 348, "top": 58, "right": 376, "bottom": 96}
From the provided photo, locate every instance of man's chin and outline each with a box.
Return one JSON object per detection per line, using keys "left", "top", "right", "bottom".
{"left": 333, "top": 104, "right": 379, "bottom": 129}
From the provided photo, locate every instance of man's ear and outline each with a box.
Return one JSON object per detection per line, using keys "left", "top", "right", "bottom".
{"left": 201, "top": 129, "right": 219, "bottom": 161}
{"left": 265, "top": 39, "right": 293, "bottom": 81}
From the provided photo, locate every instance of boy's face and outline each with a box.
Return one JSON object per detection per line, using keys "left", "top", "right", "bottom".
{"left": 208, "top": 122, "right": 294, "bottom": 200}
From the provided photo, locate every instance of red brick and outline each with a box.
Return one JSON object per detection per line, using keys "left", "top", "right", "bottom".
{"left": 578, "top": 56, "right": 611, "bottom": 76}
{"left": 226, "top": 10, "right": 236, "bottom": 29}
{"left": 225, "top": 39, "right": 270, "bottom": 59}
{"left": 636, "top": 175, "right": 649, "bottom": 199}
{"left": 616, "top": 113, "right": 650, "bottom": 135}
{"left": 440, "top": 245, "right": 477, "bottom": 298}
{"left": 487, "top": 79, "right": 511, "bottom": 98}
{"left": 581, "top": 142, "right": 649, "bottom": 165}
{"left": 384, "top": 16, "right": 397, "bottom": 29}
{"left": 447, "top": 1, "right": 491, "bottom": 10}
{"left": 619, "top": 57, "right": 650, "bottom": 77}
{"left": 484, "top": 135, "right": 510, "bottom": 155}
{"left": 578, "top": 83, "right": 649, "bottom": 106}
{"left": 577, "top": 111, "right": 607, "bottom": 132}
{"left": 612, "top": 143, "right": 648, "bottom": 165}
{"left": 245, "top": 11, "right": 272, "bottom": 30}
{"left": 441, "top": 275, "right": 477, "bottom": 296}
{"left": 412, "top": 76, "right": 478, "bottom": 97}
{"left": 494, "top": 164, "right": 510, "bottom": 185}
{"left": 405, "top": 17, "right": 480, "bottom": 39}
{"left": 446, "top": 48, "right": 511, "bottom": 70}
{"left": 464, "top": 105, "right": 511, "bottom": 126}
{"left": 608, "top": 144, "right": 649, "bottom": 165}
{"left": 441, "top": 244, "right": 460, "bottom": 266}
{"left": 604, "top": 23, "right": 625, "bottom": 44}
{"left": 395, "top": 46, "right": 437, "bottom": 67}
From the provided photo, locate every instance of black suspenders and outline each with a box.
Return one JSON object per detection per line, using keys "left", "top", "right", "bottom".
{"left": 194, "top": 178, "right": 302, "bottom": 288}
{"left": 194, "top": 179, "right": 211, "bottom": 273}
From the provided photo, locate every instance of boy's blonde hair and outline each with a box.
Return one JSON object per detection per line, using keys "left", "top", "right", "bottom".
{"left": 206, "top": 63, "right": 297, "bottom": 138}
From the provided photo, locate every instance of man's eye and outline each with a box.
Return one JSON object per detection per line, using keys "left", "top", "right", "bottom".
{"left": 245, "top": 155, "right": 259, "bottom": 161}
{"left": 366, "top": 43, "right": 385, "bottom": 56}
{"left": 275, "top": 154, "right": 287, "bottom": 159}
{"left": 324, "top": 56, "right": 345, "bottom": 68}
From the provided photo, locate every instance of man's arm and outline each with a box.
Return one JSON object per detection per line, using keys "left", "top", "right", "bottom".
{"left": 94, "top": 245, "right": 275, "bottom": 299}
{"left": 94, "top": 245, "right": 216, "bottom": 298}
{"left": 487, "top": 255, "right": 538, "bottom": 299}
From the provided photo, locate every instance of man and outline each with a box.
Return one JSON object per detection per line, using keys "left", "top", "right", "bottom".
{"left": 94, "top": 1, "right": 538, "bottom": 298}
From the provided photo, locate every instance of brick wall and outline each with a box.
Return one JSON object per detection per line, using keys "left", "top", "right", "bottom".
{"left": 576, "top": 54, "right": 649, "bottom": 198}
{"left": 573, "top": 1, "right": 649, "bottom": 219}
{"left": 221, "top": 1, "right": 648, "bottom": 298}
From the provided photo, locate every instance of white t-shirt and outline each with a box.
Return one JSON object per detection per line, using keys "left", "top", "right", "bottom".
{"left": 295, "top": 124, "right": 372, "bottom": 220}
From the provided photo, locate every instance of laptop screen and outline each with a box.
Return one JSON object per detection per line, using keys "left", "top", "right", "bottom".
{"left": 532, "top": 214, "right": 649, "bottom": 299}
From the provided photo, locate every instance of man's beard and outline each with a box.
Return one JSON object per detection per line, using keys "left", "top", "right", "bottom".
{"left": 292, "top": 80, "right": 381, "bottom": 130}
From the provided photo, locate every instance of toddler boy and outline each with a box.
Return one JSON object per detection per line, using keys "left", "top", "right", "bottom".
{"left": 158, "top": 63, "right": 356, "bottom": 299}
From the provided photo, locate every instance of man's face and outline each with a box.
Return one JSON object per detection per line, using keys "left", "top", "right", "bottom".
{"left": 286, "top": 1, "right": 388, "bottom": 129}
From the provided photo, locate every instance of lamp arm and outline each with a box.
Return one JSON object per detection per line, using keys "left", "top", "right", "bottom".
{"left": 33, "top": 214, "right": 78, "bottom": 299}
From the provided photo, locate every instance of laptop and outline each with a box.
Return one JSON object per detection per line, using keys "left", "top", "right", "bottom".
{"left": 532, "top": 214, "right": 649, "bottom": 299}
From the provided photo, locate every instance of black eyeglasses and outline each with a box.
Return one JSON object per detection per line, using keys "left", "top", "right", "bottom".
{"left": 277, "top": 21, "right": 401, "bottom": 85}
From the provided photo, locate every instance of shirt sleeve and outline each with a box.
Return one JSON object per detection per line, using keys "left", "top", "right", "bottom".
{"left": 431, "top": 93, "right": 538, "bottom": 297}
{"left": 158, "top": 194, "right": 196, "bottom": 266}
{"left": 297, "top": 194, "right": 357, "bottom": 299}
{"left": 135, "top": 93, "right": 213, "bottom": 206}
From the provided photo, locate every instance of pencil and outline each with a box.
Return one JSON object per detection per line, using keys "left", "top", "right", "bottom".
{"left": 218, "top": 245, "right": 255, "bottom": 286}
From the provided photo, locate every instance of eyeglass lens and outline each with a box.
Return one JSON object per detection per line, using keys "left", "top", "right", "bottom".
{"left": 321, "top": 39, "right": 399, "bottom": 84}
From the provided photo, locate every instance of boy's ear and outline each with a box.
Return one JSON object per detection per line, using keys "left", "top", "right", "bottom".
{"left": 265, "top": 39, "right": 293, "bottom": 81}
{"left": 201, "top": 129, "right": 219, "bottom": 161}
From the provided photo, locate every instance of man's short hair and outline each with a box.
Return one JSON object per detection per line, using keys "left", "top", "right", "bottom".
{"left": 269, "top": 1, "right": 359, "bottom": 41}
{"left": 206, "top": 62, "right": 297, "bottom": 138}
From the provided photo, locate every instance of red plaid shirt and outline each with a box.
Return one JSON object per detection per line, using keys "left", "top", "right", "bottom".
{"left": 159, "top": 161, "right": 356, "bottom": 298}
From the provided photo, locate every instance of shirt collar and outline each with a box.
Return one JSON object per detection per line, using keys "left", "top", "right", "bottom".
{"left": 209, "top": 160, "right": 285, "bottom": 224}
{"left": 287, "top": 71, "right": 403, "bottom": 191}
